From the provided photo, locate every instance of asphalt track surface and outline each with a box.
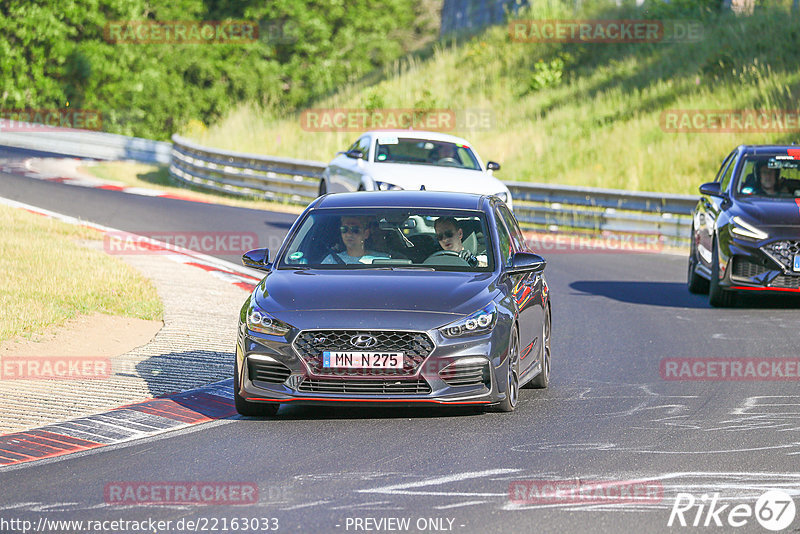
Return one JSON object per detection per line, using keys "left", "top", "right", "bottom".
{"left": 2, "top": 147, "right": 800, "bottom": 533}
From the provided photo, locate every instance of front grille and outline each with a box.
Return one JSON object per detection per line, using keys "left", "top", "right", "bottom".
{"left": 731, "top": 257, "right": 769, "bottom": 279}
{"left": 297, "top": 377, "right": 431, "bottom": 395}
{"left": 439, "top": 360, "right": 489, "bottom": 387}
{"left": 248, "top": 358, "right": 291, "bottom": 384}
{"left": 762, "top": 240, "right": 800, "bottom": 271}
{"left": 771, "top": 275, "right": 800, "bottom": 289}
{"left": 293, "top": 330, "right": 434, "bottom": 376}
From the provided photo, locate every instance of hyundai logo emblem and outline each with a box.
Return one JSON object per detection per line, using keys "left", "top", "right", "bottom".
{"left": 350, "top": 334, "right": 378, "bottom": 348}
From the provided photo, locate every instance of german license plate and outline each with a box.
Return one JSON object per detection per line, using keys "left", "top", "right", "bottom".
{"left": 322, "top": 351, "right": 403, "bottom": 369}
{"left": 794, "top": 254, "right": 800, "bottom": 272}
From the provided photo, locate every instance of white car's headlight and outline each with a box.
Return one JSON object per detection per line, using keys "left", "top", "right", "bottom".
{"left": 375, "top": 181, "right": 403, "bottom": 191}
{"left": 439, "top": 303, "right": 497, "bottom": 338}
{"left": 246, "top": 303, "right": 292, "bottom": 336}
{"left": 495, "top": 192, "right": 509, "bottom": 203}
{"left": 731, "top": 216, "right": 768, "bottom": 240}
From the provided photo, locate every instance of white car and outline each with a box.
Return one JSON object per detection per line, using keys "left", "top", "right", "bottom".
{"left": 319, "top": 130, "right": 513, "bottom": 210}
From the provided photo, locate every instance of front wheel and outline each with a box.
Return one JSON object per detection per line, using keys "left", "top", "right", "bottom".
{"left": 496, "top": 329, "right": 520, "bottom": 412}
{"left": 527, "top": 306, "right": 551, "bottom": 389}
{"left": 687, "top": 227, "right": 709, "bottom": 294}
{"left": 234, "top": 360, "right": 279, "bottom": 417}
{"left": 709, "top": 239, "right": 736, "bottom": 307}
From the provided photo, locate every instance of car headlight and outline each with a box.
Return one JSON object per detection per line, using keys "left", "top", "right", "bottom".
{"left": 246, "top": 303, "right": 292, "bottom": 336}
{"left": 439, "top": 303, "right": 497, "bottom": 338}
{"left": 494, "top": 192, "right": 509, "bottom": 203}
{"left": 731, "top": 216, "right": 768, "bottom": 240}
{"left": 375, "top": 181, "right": 403, "bottom": 191}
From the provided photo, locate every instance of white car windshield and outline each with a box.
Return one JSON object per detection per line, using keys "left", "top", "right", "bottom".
{"left": 279, "top": 209, "right": 493, "bottom": 271}
{"left": 374, "top": 138, "right": 481, "bottom": 170}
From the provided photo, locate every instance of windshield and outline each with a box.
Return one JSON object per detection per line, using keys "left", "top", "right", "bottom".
{"left": 279, "top": 209, "right": 493, "bottom": 271}
{"left": 736, "top": 155, "right": 800, "bottom": 199}
{"left": 374, "top": 136, "right": 481, "bottom": 171}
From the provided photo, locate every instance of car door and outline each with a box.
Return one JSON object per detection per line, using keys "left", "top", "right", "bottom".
{"left": 495, "top": 202, "right": 541, "bottom": 379}
{"left": 697, "top": 149, "right": 737, "bottom": 268}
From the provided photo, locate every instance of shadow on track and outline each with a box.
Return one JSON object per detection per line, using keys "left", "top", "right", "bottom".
{"left": 570, "top": 280, "right": 800, "bottom": 309}
{"left": 240, "top": 404, "right": 486, "bottom": 421}
{"left": 570, "top": 281, "right": 707, "bottom": 308}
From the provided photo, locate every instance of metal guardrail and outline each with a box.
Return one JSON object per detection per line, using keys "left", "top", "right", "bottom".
{"left": 170, "top": 135, "right": 698, "bottom": 245}
{"left": 0, "top": 126, "right": 171, "bottom": 164}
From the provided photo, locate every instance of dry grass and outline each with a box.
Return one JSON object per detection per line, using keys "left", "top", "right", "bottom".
{"left": 0, "top": 204, "right": 163, "bottom": 342}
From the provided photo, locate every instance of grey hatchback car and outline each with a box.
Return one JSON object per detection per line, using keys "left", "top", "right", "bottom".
{"left": 235, "top": 191, "right": 551, "bottom": 415}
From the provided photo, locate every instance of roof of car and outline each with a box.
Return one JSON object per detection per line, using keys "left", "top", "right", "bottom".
{"left": 312, "top": 191, "right": 488, "bottom": 210}
{"left": 363, "top": 130, "right": 473, "bottom": 146}
{"left": 739, "top": 144, "right": 800, "bottom": 155}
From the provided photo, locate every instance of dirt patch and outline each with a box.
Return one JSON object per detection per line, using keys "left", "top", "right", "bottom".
{"left": 0, "top": 313, "right": 162, "bottom": 358}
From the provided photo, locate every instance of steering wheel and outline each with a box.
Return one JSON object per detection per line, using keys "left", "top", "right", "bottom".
{"left": 437, "top": 157, "right": 459, "bottom": 166}
{"left": 423, "top": 250, "right": 469, "bottom": 266}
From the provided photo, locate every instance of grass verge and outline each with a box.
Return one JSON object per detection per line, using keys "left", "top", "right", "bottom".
{"left": 0, "top": 204, "right": 163, "bottom": 342}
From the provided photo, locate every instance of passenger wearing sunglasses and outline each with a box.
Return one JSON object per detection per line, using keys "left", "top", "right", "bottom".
{"left": 431, "top": 217, "right": 479, "bottom": 267}
{"left": 322, "top": 216, "right": 388, "bottom": 264}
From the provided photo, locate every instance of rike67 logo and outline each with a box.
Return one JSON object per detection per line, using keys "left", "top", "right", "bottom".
{"left": 668, "top": 490, "right": 796, "bottom": 531}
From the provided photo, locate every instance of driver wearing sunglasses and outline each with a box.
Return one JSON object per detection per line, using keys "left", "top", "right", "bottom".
{"left": 322, "top": 216, "right": 389, "bottom": 264}
{"left": 431, "top": 217, "right": 479, "bottom": 267}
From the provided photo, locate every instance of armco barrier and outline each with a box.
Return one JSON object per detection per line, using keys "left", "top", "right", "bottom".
{"left": 170, "top": 135, "right": 322, "bottom": 204}
{"left": 170, "top": 135, "right": 696, "bottom": 246}
{"left": 0, "top": 127, "right": 170, "bottom": 164}
{"left": 0, "top": 127, "right": 695, "bottom": 246}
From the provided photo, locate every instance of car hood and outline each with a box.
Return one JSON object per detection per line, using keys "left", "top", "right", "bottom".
{"left": 254, "top": 269, "right": 497, "bottom": 319}
{"left": 734, "top": 198, "right": 800, "bottom": 228}
{"left": 367, "top": 163, "right": 509, "bottom": 194}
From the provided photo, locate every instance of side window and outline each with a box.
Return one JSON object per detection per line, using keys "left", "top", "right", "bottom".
{"left": 715, "top": 151, "right": 736, "bottom": 183}
{"left": 347, "top": 136, "right": 370, "bottom": 158}
{"left": 497, "top": 204, "right": 525, "bottom": 252}
{"left": 719, "top": 155, "right": 737, "bottom": 192}
{"left": 357, "top": 136, "right": 371, "bottom": 160}
{"left": 494, "top": 211, "right": 513, "bottom": 268}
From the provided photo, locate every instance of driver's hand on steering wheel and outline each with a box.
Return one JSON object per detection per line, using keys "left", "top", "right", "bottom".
{"left": 458, "top": 249, "right": 478, "bottom": 267}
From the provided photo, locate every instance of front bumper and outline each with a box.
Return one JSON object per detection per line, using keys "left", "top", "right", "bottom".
{"left": 235, "top": 327, "right": 512, "bottom": 408}
{"left": 721, "top": 236, "right": 800, "bottom": 293}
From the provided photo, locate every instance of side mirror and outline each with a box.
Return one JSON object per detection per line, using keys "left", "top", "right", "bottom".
{"left": 699, "top": 182, "right": 723, "bottom": 198}
{"left": 242, "top": 248, "right": 270, "bottom": 271}
{"left": 487, "top": 161, "right": 501, "bottom": 171}
{"left": 345, "top": 149, "right": 365, "bottom": 160}
{"left": 509, "top": 252, "right": 546, "bottom": 274}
